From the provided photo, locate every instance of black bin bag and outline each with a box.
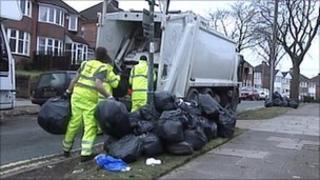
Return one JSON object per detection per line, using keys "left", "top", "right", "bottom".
{"left": 198, "top": 94, "right": 219, "bottom": 118}
{"left": 107, "top": 134, "right": 142, "bottom": 163}
{"left": 184, "top": 126, "right": 208, "bottom": 151}
{"left": 288, "top": 100, "right": 299, "bottom": 109}
{"left": 140, "top": 133, "right": 163, "bottom": 157}
{"left": 166, "top": 141, "right": 194, "bottom": 155}
{"left": 217, "top": 112, "right": 236, "bottom": 138}
{"left": 139, "top": 104, "right": 161, "bottom": 121}
{"left": 273, "top": 98, "right": 282, "bottom": 106}
{"left": 156, "top": 119, "right": 184, "bottom": 143}
{"left": 133, "top": 120, "right": 155, "bottom": 135}
{"left": 95, "top": 100, "right": 131, "bottom": 139}
{"left": 37, "top": 97, "right": 70, "bottom": 135}
{"left": 154, "top": 91, "right": 176, "bottom": 112}
{"left": 160, "top": 109, "right": 190, "bottom": 129}
{"left": 198, "top": 118, "right": 218, "bottom": 140}
{"left": 264, "top": 99, "right": 273, "bottom": 108}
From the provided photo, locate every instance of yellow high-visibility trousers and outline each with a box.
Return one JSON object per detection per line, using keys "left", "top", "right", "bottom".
{"left": 62, "top": 94, "right": 98, "bottom": 156}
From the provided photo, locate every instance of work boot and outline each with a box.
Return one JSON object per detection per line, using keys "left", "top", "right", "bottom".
{"left": 80, "top": 154, "right": 97, "bottom": 162}
{"left": 63, "top": 151, "right": 70, "bottom": 158}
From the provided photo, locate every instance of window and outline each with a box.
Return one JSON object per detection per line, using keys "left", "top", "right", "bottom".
{"left": 68, "top": 15, "right": 78, "bottom": 31}
{"left": 19, "top": 0, "right": 32, "bottom": 17}
{"left": 37, "top": 37, "right": 63, "bottom": 56}
{"left": 7, "top": 29, "right": 30, "bottom": 56}
{"left": 0, "top": 29, "right": 9, "bottom": 72}
{"left": 68, "top": 42, "right": 87, "bottom": 64}
{"left": 38, "top": 5, "right": 64, "bottom": 26}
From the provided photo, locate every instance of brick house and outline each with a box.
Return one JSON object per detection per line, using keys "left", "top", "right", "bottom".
{"left": 239, "top": 55, "right": 254, "bottom": 87}
{"left": 310, "top": 74, "right": 320, "bottom": 100}
{"left": 254, "top": 61, "right": 270, "bottom": 89}
{"left": 2, "top": 0, "right": 89, "bottom": 69}
{"left": 79, "top": 0, "right": 120, "bottom": 54}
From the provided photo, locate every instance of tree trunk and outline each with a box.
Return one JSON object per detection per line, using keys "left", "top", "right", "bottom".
{"left": 290, "top": 63, "right": 300, "bottom": 100}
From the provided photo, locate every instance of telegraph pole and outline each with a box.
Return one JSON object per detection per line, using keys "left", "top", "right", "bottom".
{"left": 144, "top": 0, "right": 155, "bottom": 105}
{"left": 270, "top": 0, "right": 278, "bottom": 100}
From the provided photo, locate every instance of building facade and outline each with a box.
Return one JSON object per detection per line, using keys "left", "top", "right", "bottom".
{"left": 3, "top": 0, "right": 89, "bottom": 69}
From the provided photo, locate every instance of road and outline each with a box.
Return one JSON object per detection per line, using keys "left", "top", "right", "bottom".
{"left": 0, "top": 100, "right": 262, "bottom": 166}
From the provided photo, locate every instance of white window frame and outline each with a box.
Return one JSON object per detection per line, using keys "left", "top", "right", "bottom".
{"left": 19, "top": 0, "right": 32, "bottom": 17}
{"left": 7, "top": 29, "right": 30, "bottom": 56}
{"left": 37, "top": 37, "right": 64, "bottom": 56}
{"left": 38, "top": 5, "right": 65, "bottom": 27}
{"left": 68, "top": 15, "right": 78, "bottom": 32}
{"left": 70, "top": 42, "right": 88, "bottom": 64}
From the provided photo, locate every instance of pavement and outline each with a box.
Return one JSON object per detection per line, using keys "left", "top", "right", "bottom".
{"left": 161, "top": 103, "right": 320, "bottom": 179}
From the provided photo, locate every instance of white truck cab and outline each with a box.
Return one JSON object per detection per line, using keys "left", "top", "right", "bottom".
{"left": 0, "top": 0, "right": 22, "bottom": 110}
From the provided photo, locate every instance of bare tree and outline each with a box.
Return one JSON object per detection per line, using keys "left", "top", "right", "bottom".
{"left": 276, "top": 0, "right": 320, "bottom": 99}
{"left": 208, "top": 1, "right": 256, "bottom": 52}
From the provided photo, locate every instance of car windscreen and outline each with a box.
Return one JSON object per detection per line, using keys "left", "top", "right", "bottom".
{"left": 37, "top": 73, "right": 66, "bottom": 89}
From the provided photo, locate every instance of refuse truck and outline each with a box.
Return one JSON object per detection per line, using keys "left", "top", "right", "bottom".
{"left": 96, "top": 9, "right": 242, "bottom": 111}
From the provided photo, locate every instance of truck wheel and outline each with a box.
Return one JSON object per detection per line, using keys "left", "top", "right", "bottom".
{"left": 186, "top": 88, "right": 199, "bottom": 101}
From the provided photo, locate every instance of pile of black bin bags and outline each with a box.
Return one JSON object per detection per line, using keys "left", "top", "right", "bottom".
{"left": 264, "top": 91, "right": 299, "bottom": 109}
{"left": 96, "top": 91, "right": 237, "bottom": 163}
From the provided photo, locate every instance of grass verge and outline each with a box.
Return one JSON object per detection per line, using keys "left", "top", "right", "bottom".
{"left": 237, "top": 107, "right": 290, "bottom": 120}
{"left": 70, "top": 129, "right": 244, "bottom": 179}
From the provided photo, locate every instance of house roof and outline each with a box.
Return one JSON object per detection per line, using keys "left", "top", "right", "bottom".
{"left": 80, "top": 1, "right": 121, "bottom": 22}
{"left": 38, "top": 0, "right": 79, "bottom": 14}
{"left": 66, "top": 32, "right": 88, "bottom": 45}
{"left": 310, "top": 74, "right": 320, "bottom": 85}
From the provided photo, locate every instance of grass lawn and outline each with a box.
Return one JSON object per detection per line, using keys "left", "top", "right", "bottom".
{"left": 69, "top": 129, "right": 244, "bottom": 179}
{"left": 237, "top": 107, "right": 290, "bottom": 120}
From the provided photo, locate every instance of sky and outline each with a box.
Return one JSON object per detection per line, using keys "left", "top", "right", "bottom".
{"left": 63, "top": 0, "right": 320, "bottom": 78}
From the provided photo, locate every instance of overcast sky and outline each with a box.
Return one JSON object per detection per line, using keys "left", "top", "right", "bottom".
{"left": 63, "top": 0, "right": 320, "bottom": 78}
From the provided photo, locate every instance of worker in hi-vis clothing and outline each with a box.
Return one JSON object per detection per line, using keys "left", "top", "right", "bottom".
{"left": 62, "top": 47, "right": 112, "bottom": 162}
{"left": 98, "top": 60, "right": 120, "bottom": 100}
{"left": 129, "top": 55, "right": 155, "bottom": 112}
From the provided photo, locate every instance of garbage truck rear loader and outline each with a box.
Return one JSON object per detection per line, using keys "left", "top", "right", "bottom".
{"left": 96, "top": 11, "right": 240, "bottom": 110}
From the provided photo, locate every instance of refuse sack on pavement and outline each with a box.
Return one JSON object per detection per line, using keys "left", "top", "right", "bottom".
{"left": 103, "top": 135, "right": 117, "bottom": 152}
{"left": 37, "top": 97, "right": 70, "bottom": 135}
{"left": 176, "top": 99, "right": 202, "bottom": 116}
{"left": 154, "top": 91, "right": 176, "bottom": 112}
{"left": 95, "top": 154, "right": 130, "bottom": 172}
{"left": 160, "top": 109, "right": 190, "bottom": 129}
{"left": 107, "top": 134, "right": 142, "bottom": 163}
{"left": 288, "top": 100, "right": 299, "bottom": 109}
{"left": 198, "top": 94, "right": 219, "bottom": 118}
{"left": 273, "top": 91, "right": 283, "bottom": 101}
{"left": 128, "top": 111, "right": 143, "bottom": 128}
{"left": 273, "top": 98, "right": 282, "bottom": 106}
{"left": 216, "top": 112, "right": 236, "bottom": 138}
{"left": 184, "top": 126, "right": 208, "bottom": 151}
{"left": 133, "top": 120, "right": 155, "bottom": 135}
{"left": 281, "top": 99, "right": 289, "bottom": 107}
{"left": 156, "top": 119, "right": 184, "bottom": 143}
{"left": 264, "top": 99, "right": 273, "bottom": 108}
{"left": 139, "top": 104, "right": 161, "bottom": 121}
{"left": 198, "top": 118, "right": 218, "bottom": 139}
{"left": 166, "top": 141, "right": 194, "bottom": 155}
{"left": 140, "top": 133, "right": 163, "bottom": 157}
{"left": 96, "top": 100, "right": 131, "bottom": 139}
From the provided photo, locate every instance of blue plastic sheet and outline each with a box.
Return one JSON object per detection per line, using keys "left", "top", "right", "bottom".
{"left": 95, "top": 154, "right": 129, "bottom": 172}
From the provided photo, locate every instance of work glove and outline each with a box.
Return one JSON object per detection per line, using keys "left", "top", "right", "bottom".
{"left": 61, "top": 90, "right": 71, "bottom": 100}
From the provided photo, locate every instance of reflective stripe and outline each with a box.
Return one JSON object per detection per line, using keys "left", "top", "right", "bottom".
{"left": 104, "top": 78, "right": 118, "bottom": 84}
{"left": 131, "top": 74, "right": 148, "bottom": 79}
{"left": 132, "top": 89, "right": 147, "bottom": 92}
{"left": 82, "top": 140, "right": 94, "bottom": 145}
{"left": 76, "top": 82, "right": 97, "bottom": 90}
{"left": 81, "top": 148, "right": 92, "bottom": 156}
{"left": 79, "top": 74, "right": 95, "bottom": 81}
{"left": 62, "top": 140, "right": 73, "bottom": 151}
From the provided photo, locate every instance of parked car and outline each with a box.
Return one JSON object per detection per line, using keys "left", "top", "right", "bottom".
{"left": 258, "top": 88, "right": 269, "bottom": 100}
{"left": 240, "top": 87, "right": 260, "bottom": 100}
{"left": 31, "top": 71, "right": 77, "bottom": 105}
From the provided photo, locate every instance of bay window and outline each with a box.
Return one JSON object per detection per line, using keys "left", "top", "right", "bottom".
{"left": 37, "top": 37, "right": 63, "bottom": 56}
{"left": 39, "top": 5, "right": 64, "bottom": 26}
{"left": 7, "top": 29, "right": 30, "bottom": 56}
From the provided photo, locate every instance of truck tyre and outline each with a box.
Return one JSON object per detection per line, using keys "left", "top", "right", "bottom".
{"left": 187, "top": 88, "right": 199, "bottom": 101}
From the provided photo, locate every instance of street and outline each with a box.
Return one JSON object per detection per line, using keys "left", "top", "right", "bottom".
{"left": 0, "top": 100, "right": 262, "bottom": 166}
